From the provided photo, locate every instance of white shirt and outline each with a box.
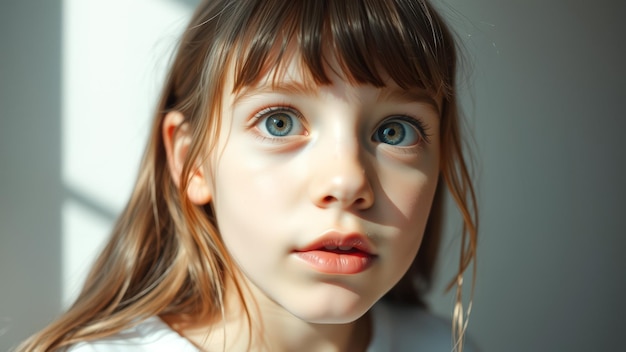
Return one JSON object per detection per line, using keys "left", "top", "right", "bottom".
{"left": 67, "top": 302, "right": 477, "bottom": 351}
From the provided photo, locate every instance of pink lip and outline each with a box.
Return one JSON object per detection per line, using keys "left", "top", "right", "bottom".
{"left": 293, "top": 232, "right": 377, "bottom": 275}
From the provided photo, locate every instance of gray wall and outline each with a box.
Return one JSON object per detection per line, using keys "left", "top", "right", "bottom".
{"left": 428, "top": 0, "right": 626, "bottom": 351}
{"left": 0, "top": 0, "right": 63, "bottom": 350}
{"left": 1, "top": 0, "right": 624, "bottom": 351}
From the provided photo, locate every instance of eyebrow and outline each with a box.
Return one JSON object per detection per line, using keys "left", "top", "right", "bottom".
{"left": 376, "top": 88, "right": 441, "bottom": 115}
{"left": 234, "top": 80, "right": 319, "bottom": 103}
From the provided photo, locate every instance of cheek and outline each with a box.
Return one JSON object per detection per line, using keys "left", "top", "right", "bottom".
{"left": 399, "top": 179, "right": 437, "bottom": 223}
{"left": 375, "top": 160, "right": 440, "bottom": 267}
{"left": 377, "top": 155, "right": 439, "bottom": 226}
{"left": 390, "top": 177, "right": 437, "bottom": 245}
{"left": 388, "top": 185, "right": 437, "bottom": 287}
{"left": 210, "top": 162, "right": 278, "bottom": 278}
{"left": 213, "top": 139, "right": 289, "bottom": 203}
{"left": 209, "top": 144, "right": 304, "bottom": 257}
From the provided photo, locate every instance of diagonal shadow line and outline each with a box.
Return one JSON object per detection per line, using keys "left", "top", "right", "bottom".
{"left": 64, "top": 185, "right": 118, "bottom": 222}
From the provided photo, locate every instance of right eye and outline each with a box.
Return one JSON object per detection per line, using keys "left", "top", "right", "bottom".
{"left": 255, "top": 107, "right": 307, "bottom": 137}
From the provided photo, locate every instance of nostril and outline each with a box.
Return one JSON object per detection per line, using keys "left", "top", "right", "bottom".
{"left": 320, "top": 195, "right": 368, "bottom": 207}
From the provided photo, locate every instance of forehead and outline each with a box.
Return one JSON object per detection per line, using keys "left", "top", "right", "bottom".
{"left": 231, "top": 51, "right": 442, "bottom": 113}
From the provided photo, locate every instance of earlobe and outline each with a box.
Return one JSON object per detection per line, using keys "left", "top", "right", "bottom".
{"left": 162, "top": 111, "right": 212, "bottom": 205}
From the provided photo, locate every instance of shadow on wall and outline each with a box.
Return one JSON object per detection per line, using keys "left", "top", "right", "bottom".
{"left": 177, "top": 0, "right": 201, "bottom": 7}
{"left": 0, "top": 0, "right": 62, "bottom": 350}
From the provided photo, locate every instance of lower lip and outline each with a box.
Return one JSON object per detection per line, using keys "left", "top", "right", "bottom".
{"left": 294, "top": 250, "right": 375, "bottom": 274}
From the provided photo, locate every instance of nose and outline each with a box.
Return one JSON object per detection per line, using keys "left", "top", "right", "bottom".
{"left": 308, "top": 140, "right": 374, "bottom": 211}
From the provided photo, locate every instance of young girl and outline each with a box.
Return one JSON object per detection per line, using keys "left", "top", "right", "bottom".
{"left": 20, "top": 0, "right": 477, "bottom": 351}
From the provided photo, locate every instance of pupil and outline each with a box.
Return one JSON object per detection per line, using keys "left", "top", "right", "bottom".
{"left": 377, "top": 122, "right": 405, "bottom": 145}
{"left": 266, "top": 113, "right": 293, "bottom": 136}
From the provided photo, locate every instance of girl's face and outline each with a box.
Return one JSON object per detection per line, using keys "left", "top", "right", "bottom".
{"left": 208, "top": 57, "right": 440, "bottom": 323}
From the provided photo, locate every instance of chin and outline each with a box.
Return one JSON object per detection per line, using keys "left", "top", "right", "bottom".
{"left": 293, "top": 309, "right": 368, "bottom": 325}
{"left": 282, "top": 291, "right": 376, "bottom": 325}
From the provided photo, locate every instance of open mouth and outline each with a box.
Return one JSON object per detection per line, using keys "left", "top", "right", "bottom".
{"left": 294, "top": 249, "right": 376, "bottom": 274}
{"left": 319, "top": 244, "right": 368, "bottom": 254}
{"left": 294, "top": 235, "right": 377, "bottom": 275}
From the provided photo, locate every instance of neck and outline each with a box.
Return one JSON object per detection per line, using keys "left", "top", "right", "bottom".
{"left": 163, "top": 276, "right": 372, "bottom": 352}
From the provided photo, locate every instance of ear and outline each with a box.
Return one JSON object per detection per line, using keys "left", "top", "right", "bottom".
{"left": 162, "top": 111, "right": 212, "bottom": 205}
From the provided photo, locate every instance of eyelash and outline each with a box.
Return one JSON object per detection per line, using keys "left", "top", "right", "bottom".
{"left": 253, "top": 105, "right": 301, "bottom": 120}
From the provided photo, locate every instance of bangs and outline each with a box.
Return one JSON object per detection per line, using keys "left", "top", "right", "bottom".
{"left": 227, "top": 0, "right": 455, "bottom": 97}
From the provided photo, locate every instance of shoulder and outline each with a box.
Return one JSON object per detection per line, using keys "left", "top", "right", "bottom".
{"left": 64, "top": 317, "right": 198, "bottom": 352}
{"left": 369, "top": 301, "right": 480, "bottom": 352}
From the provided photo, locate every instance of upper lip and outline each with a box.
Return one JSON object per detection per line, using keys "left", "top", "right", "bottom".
{"left": 294, "top": 230, "right": 376, "bottom": 255}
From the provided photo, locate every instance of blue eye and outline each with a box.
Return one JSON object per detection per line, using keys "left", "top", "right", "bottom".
{"left": 256, "top": 107, "right": 306, "bottom": 137}
{"left": 374, "top": 117, "right": 427, "bottom": 146}
{"left": 266, "top": 112, "right": 293, "bottom": 136}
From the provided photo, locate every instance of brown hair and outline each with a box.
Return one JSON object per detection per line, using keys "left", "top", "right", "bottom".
{"left": 18, "top": 0, "right": 477, "bottom": 350}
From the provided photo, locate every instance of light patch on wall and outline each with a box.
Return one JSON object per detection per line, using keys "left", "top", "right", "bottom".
{"left": 61, "top": 0, "right": 193, "bottom": 305}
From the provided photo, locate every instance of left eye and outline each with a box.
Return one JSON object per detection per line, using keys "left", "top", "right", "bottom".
{"left": 373, "top": 117, "right": 423, "bottom": 146}
{"left": 256, "top": 107, "right": 306, "bottom": 137}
